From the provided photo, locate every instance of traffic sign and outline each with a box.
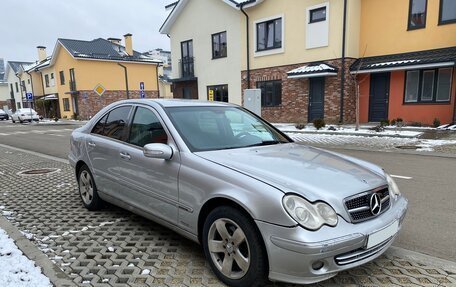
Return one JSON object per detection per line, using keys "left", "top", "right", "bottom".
{"left": 26, "top": 93, "right": 33, "bottom": 101}
{"left": 140, "top": 82, "right": 145, "bottom": 98}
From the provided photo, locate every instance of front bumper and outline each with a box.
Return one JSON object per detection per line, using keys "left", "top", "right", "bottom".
{"left": 256, "top": 196, "right": 408, "bottom": 285}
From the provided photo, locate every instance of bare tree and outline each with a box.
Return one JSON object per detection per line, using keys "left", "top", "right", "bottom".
{"left": 350, "top": 45, "right": 368, "bottom": 131}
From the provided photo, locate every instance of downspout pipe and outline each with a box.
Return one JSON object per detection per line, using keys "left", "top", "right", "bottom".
{"left": 340, "top": 0, "right": 348, "bottom": 123}
{"left": 156, "top": 64, "right": 161, "bottom": 98}
{"left": 240, "top": 4, "right": 251, "bottom": 89}
{"left": 118, "top": 63, "right": 130, "bottom": 99}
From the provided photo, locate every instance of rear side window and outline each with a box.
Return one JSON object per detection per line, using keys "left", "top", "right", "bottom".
{"left": 104, "top": 106, "right": 131, "bottom": 140}
{"left": 91, "top": 114, "right": 108, "bottom": 135}
{"left": 128, "top": 107, "right": 168, "bottom": 147}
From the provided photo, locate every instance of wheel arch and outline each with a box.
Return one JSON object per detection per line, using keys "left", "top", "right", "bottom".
{"left": 75, "top": 160, "right": 88, "bottom": 179}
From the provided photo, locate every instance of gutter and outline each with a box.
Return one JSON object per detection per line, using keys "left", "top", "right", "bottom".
{"left": 240, "top": 4, "right": 251, "bottom": 89}
{"left": 117, "top": 63, "right": 130, "bottom": 99}
{"left": 340, "top": 0, "right": 348, "bottom": 123}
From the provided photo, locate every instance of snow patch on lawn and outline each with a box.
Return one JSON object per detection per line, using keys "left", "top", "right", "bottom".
{"left": 0, "top": 228, "right": 52, "bottom": 287}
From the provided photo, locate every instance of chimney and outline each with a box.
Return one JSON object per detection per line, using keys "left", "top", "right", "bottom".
{"left": 37, "top": 46, "right": 47, "bottom": 61}
{"left": 107, "top": 37, "right": 121, "bottom": 45}
{"left": 124, "top": 33, "right": 133, "bottom": 56}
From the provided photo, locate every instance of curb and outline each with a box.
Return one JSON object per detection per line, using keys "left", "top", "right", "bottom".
{"left": 0, "top": 216, "right": 76, "bottom": 287}
{"left": 280, "top": 129, "right": 420, "bottom": 138}
{"left": 321, "top": 145, "right": 456, "bottom": 158}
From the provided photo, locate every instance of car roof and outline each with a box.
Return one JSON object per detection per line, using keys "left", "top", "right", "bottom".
{"left": 117, "top": 99, "right": 237, "bottom": 108}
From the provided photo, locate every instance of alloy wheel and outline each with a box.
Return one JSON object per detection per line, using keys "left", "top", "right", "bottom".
{"left": 207, "top": 218, "right": 250, "bottom": 279}
{"left": 79, "top": 170, "right": 94, "bottom": 205}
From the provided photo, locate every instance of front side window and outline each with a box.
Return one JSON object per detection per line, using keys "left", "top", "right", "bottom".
{"left": 207, "top": 85, "right": 228, "bottom": 102}
{"left": 309, "top": 7, "right": 327, "bottom": 23}
{"left": 166, "top": 106, "right": 290, "bottom": 152}
{"left": 408, "top": 0, "right": 427, "bottom": 30}
{"left": 129, "top": 107, "right": 168, "bottom": 147}
{"left": 212, "top": 32, "right": 227, "bottom": 59}
{"left": 257, "top": 80, "right": 282, "bottom": 107}
{"left": 404, "top": 68, "right": 453, "bottom": 103}
{"left": 103, "top": 106, "right": 131, "bottom": 140}
{"left": 15, "top": 82, "right": 19, "bottom": 92}
{"left": 257, "top": 18, "right": 282, "bottom": 51}
{"left": 45, "top": 74, "right": 50, "bottom": 87}
{"left": 439, "top": 0, "right": 456, "bottom": 25}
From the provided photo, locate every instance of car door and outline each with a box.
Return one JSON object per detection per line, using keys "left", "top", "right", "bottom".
{"left": 116, "top": 105, "right": 180, "bottom": 224}
{"left": 86, "top": 105, "right": 132, "bottom": 197}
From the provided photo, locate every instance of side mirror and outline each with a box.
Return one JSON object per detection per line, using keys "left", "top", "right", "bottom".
{"left": 143, "top": 143, "right": 173, "bottom": 160}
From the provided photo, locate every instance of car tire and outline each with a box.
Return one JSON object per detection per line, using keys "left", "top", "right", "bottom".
{"left": 203, "top": 206, "right": 268, "bottom": 287}
{"left": 11, "top": 119, "right": 15, "bottom": 123}
{"left": 19, "top": 118, "right": 23, "bottom": 123}
{"left": 77, "top": 165, "right": 103, "bottom": 211}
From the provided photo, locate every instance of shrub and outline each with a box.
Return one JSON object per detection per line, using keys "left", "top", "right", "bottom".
{"left": 370, "top": 125, "right": 385, "bottom": 132}
{"left": 396, "top": 118, "right": 403, "bottom": 123}
{"left": 295, "top": 123, "right": 306, "bottom": 130}
{"left": 327, "top": 126, "right": 337, "bottom": 131}
{"left": 380, "top": 119, "right": 390, "bottom": 127}
{"left": 433, "top": 118, "right": 441, "bottom": 128}
{"left": 391, "top": 119, "right": 397, "bottom": 126}
{"left": 313, "top": 118, "right": 326, "bottom": 130}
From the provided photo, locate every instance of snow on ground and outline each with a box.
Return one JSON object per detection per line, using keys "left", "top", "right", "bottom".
{"left": 287, "top": 133, "right": 456, "bottom": 152}
{"left": 275, "top": 123, "right": 423, "bottom": 137}
{"left": 0, "top": 228, "right": 51, "bottom": 287}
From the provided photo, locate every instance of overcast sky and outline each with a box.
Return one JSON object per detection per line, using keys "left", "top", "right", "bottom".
{"left": 0, "top": 0, "right": 172, "bottom": 63}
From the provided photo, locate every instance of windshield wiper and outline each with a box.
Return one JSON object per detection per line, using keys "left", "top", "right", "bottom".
{"left": 245, "top": 140, "right": 287, "bottom": 147}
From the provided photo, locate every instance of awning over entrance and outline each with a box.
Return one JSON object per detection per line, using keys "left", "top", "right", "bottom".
{"left": 43, "top": 94, "right": 58, "bottom": 100}
{"left": 350, "top": 46, "right": 456, "bottom": 74}
{"left": 287, "top": 63, "right": 338, "bottom": 79}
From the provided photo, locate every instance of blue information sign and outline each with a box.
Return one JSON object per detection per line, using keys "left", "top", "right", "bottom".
{"left": 26, "top": 93, "right": 33, "bottom": 101}
{"left": 140, "top": 82, "right": 145, "bottom": 98}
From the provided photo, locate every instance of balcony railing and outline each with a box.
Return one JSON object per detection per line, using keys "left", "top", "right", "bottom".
{"left": 69, "top": 80, "right": 77, "bottom": 92}
{"left": 179, "top": 57, "right": 194, "bottom": 78}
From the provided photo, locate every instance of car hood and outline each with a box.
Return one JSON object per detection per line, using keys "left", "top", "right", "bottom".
{"left": 196, "top": 143, "right": 386, "bottom": 215}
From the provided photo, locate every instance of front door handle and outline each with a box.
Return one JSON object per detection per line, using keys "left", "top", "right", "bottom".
{"left": 120, "top": 152, "right": 131, "bottom": 160}
{"left": 87, "top": 142, "right": 96, "bottom": 147}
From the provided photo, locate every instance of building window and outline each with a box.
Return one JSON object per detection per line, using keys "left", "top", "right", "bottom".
{"left": 45, "top": 74, "right": 50, "bottom": 87}
{"left": 63, "top": 98, "right": 70, "bottom": 111}
{"left": 27, "top": 79, "right": 30, "bottom": 84}
{"left": 309, "top": 7, "right": 326, "bottom": 23}
{"left": 408, "top": 0, "right": 427, "bottom": 30}
{"left": 21, "top": 81, "right": 26, "bottom": 91}
{"left": 15, "top": 82, "right": 19, "bottom": 92}
{"left": 257, "top": 80, "right": 282, "bottom": 107}
{"left": 257, "top": 18, "right": 282, "bottom": 51}
{"left": 404, "top": 68, "right": 453, "bottom": 103}
{"left": 212, "top": 32, "right": 227, "bottom": 59}
{"left": 439, "top": 0, "right": 456, "bottom": 25}
{"left": 59, "top": 71, "right": 65, "bottom": 85}
{"left": 207, "top": 85, "right": 228, "bottom": 102}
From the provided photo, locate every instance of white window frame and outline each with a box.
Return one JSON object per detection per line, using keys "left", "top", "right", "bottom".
{"left": 306, "top": 2, "right": 330, "bottom": 49}
{"left": 254, "top": 14, "right": 285, "bottom": 58}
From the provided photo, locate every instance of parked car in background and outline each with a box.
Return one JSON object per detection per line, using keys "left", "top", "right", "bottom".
{"left": 0, "top": 109, "right": 8, "bottom": 120}
{"left": 11, "top": 108, "right": 40, "bottom": 123}
{"left": 69, "top": 99, "right": 408, "bottom": 287}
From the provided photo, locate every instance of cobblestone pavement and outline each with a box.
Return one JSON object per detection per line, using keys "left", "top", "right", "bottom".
{"left": 0, "top": 146, "right": 455, "bottom": 287}
{"left": 288, "top": 133, "right": 456, "bottom": 155}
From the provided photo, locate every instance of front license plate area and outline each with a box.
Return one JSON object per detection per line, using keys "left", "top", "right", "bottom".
{"left": 366, "top": 220, "right": 398, "bottom": 249}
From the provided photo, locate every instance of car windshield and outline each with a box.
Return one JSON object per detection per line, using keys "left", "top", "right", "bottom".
{"left": 166, "top": 106, "right": 291, "bottom": 152}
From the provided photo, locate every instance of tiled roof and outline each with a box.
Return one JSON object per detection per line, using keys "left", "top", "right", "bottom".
{"left": 287, "top": 63, "right": 338, "bottom": 78}
{"left": 351, "top": 47, "right": 456, "bottom": 72}
{"left": 23, "top": 57, "right": 52, "bottom": 72}
{"left": 58, "top": 38, "right": 161, "bottom": 64}
{"left": 8, "top": 61, "right": 34, "bottom": 74}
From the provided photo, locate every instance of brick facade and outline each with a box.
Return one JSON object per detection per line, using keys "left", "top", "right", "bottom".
{"left": 241, "top": 59, "right": 357, "bottom": 124}
{"left": 76, "top": 90, "right": 159, "bottom": 120}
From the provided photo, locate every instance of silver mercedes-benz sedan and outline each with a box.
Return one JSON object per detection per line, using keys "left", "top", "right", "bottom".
{"left": 69, "top": 99, "right": 407, "bottom": 286}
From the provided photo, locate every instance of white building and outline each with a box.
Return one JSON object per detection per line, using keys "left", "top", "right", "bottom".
{"left": 159, "top": 0, "right": 247, "bottom": 104}
{"left": 4, "top": 61, "right": 33, "bottom": 110}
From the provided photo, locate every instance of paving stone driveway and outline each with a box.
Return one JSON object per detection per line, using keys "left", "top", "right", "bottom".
{"left": 0, "top": 147, "right": 455, "bottom": 287}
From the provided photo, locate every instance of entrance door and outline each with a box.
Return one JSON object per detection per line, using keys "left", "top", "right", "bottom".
{"left": 308, "top": 77, "right": 325, "bottom": 122}
{"left": 369, "top": 72, "right": 390, "bottom": 122}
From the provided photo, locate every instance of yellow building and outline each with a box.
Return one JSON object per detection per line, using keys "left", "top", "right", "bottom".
{"left": 28, "top": 35, "right": 162, "bottom": 119}
{"left": 352, "top": 0, "right": 456, "bottom": 125}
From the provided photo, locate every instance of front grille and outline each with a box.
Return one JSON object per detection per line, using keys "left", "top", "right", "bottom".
{"left": 334, "top": 237, "right": 393, "bottom": 266}
{"left": 344, "top": 186, "right": 390, "bottom": 223}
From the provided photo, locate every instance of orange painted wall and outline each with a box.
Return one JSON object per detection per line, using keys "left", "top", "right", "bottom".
{"left": 358, "top": 70, "right": 456, "bottom": 125}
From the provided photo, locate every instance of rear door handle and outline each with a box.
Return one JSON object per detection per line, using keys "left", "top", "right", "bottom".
{"left": 87, "top": 142, "right": 96, "bottom": 147}
{"left": 120, "top": 152, "right": 131, "bottom": 160}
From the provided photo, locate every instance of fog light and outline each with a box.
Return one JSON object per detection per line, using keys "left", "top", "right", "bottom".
{"left": 312, "top": 261, "right": 324, "bottom": 271}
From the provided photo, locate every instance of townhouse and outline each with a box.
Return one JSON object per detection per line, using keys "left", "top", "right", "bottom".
{"left": 4, "top": 60, "right": 33, "bottom": 111}
{"left": 351, "top": 0, "right": 456, "bottom": 125}
{"left": 0, "top": 58, "right": 8, "bottom": 109}
{"left": 162, "top": 0, "right": 456, "bottom": 125}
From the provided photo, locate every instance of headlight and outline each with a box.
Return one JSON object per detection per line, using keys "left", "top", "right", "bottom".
{"left": 385, "top": 173, "right": 401, "bottom": 200}
{"left": 283, "top": 195, "right": 338, "bottom": 230}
